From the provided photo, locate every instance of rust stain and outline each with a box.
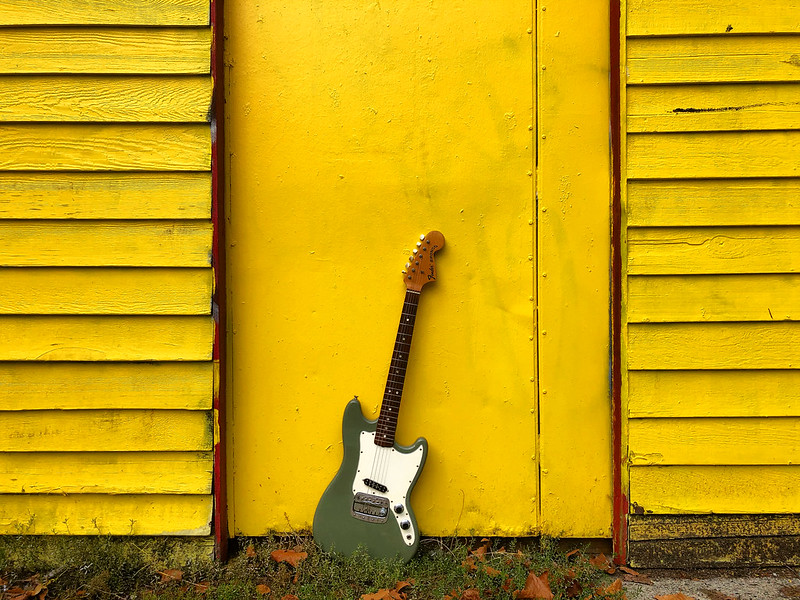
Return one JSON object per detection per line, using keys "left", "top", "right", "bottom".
{"left": 673, "top": 101, "right": 798, "bottom": 114}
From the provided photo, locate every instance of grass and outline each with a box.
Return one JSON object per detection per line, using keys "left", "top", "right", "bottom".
{"left": 0, "top": 536, "right": 625, "bottom": 600}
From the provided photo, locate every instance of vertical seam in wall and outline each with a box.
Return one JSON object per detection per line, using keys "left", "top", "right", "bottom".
{"left": 533, "top": 0, "right": 542, "bottom": 534}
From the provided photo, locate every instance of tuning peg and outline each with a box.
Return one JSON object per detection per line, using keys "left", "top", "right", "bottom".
{"left": 402, "top": 270, "right": 407, "bottom": 274}
{"left": 405, "top": 263, "right": 410, "bottom": 268}
{"left": 412, "top": 249, "right": 418, "bottom": 254}
{"left": 416, "top": 241, "right": 421, "bottom": 247}
{"left": 420, "top": 234, "right": 425, "bottom": 240}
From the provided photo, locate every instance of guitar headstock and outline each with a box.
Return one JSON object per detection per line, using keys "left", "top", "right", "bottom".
{"left": 403, "top": 231, "right": 445, "bottom": 292}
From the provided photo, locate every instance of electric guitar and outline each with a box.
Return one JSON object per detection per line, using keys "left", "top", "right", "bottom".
{"left": 313, "top": 231, "right": 445, "bottom": 563}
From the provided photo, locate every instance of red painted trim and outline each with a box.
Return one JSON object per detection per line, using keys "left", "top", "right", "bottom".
{"left": 210, "top": 0, "right": 229, "bottom": 561}
{"left": 609, "top": 0, "right": 628, "bottom": 565}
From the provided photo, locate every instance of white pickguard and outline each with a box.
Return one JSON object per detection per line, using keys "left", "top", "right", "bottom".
{"left": 352, "top": 431, "right": 425, "bottom": 546}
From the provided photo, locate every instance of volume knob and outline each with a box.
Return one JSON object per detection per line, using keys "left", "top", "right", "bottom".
{"left": 400, "top": 520, "right": 411, "bottom": 530}
{"left": 394, "top": 504, "right": 404, "bottom": 514}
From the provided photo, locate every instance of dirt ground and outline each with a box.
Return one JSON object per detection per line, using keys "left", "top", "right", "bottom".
{"left": 623, "top": 568, "right": 800, "bottom": 600}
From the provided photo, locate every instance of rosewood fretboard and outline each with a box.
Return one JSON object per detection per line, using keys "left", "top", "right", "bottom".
{"left": 374, "top": 289, "right": 420, "bottom": 447}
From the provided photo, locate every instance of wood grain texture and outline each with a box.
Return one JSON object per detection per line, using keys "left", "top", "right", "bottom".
{"left": 627, "top": 179, "right": 800, "bottom": 227}
{"left": 0, "top": 76, "right": 212, "bottom": 122}
{"left": 0, "top": 28, "right": 211, "bottom": 74}
{"left": 629, "top": 465, "right": 800, "bottom": 514}
{"left": 630, "top": 513, "right": 800, "bottom": 540}
{"left": 628, "top": 227, "right": 800, "bottom": 275}
{"left": 0, "top": 0, "right": 209, "bottom": 26}
{"left": 627, "top": 131, "right": 800, "bottom": 179}
{"left": 0, "top": 494, "right": 211, "bottom": 535}
{"left": 629, "top": 417, "right": 800, "bottom": 465}
{"left": 0, "top": 173, "right": 211, "bottom": 219}
{"left": 630, "top": 535, "right": 800, "bottom": 568}
{"left": 627, "top": 0, "right": 800, "bottom": 36}
{"left": 0, "top": 409, "right": 212, "bottom": 451}
{"left": 0, "top": 124, "right": 210, "bottom": 171}
{"left": 628, "top": 322, "right": 800, "bottom": 370}
{"left": 629, "top": 370, "right": 800, "bottom": 418}
{"left": 0, "top": 268, "right": 212, "bottom": 315}
{"left": 627, "top": 83, "right": 800, "bottom": 133}
{"left": 0, "top": 362, "right": 213, "bottom": 410}
{"left": 0, "top": 221, "right": 212, "bottom": 267}
{"left": 627, "top": 36, "right": 800, "bottom": 85}
{"left": 0, "top": 452, "right": 212, "bottom": 494}
{"left": 628, "top": 274, "right": 800, "bottom": 322}
{"left": 0, "top": 315, "right": 213, "bottom": 361}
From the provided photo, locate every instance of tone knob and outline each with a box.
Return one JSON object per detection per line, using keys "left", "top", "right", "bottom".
{"left": 394, "top": 504, "right": 404, "bottom": 514}
{"left": 400, "top": 520, "right": 411, "bottom": 530}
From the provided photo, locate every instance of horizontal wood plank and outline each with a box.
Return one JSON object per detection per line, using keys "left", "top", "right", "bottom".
{"left": 627, "top": 36, "right": 800, "bottom": 85}
{"left": 629, "top": 370, "right": 800, "bottom": 418}
{"left": 0, "top": 362, "right": 213, "bottom": 410}
{"left": 627, "top": 83, "right": 800, "bottom": 133}
{"left": 629, "top": 417, "right": 800, "bottom": 465}
{"left": 0, "top": 0, "right": 209, "bottom": 26}
{"left": 0, "top": 494, "right": 211, "bottom": 535}
{"left": 0, "top": 452, "right": 212, "bottom": 494}
{"left": 627, "top": 179, "right": 800, "bottom": 227}
{"left": 0, "top": 75, "right": 212, "bottom": 122}
{"left": 630, "top": 535, "right": 800, "bottom": 568}
{"left": 630, "top": 513, "right": 800, "bottom": 540}
{"left": 628, "top": 322, "right": 800, "bottom": 370}
{"left": 628, "top": 227, "right": 800, "bottom": 275}
{"left": 0, "top": 315, "right": 213, "bottom": 361}
{"left": 0, "top": 28, "right": 211, "bottom": 74}
{"left": 0, "top": 268, "right": 212, "bottom": 314}
{"left": 0, "top": 221, "right": 212, "bottom": 267}
{"left": 627, "top": 131, "right": 800, "bottom": 179}
{"left": 0, "top": 173, "right": 210, "bottom": 219}
{"left": 0, "top": 124, "right": 210, "bottom": 171}
{"left": 627, "top": 0, "right": 800, "bottom": 36}
{"left": 630, "top": 465, "right": 800, "bottom": 514}
{"left": 0, "top": 409, "right": 212, "bottom": 451}
{"left": 628, "top": 274, "right": 800, "bottom": 322}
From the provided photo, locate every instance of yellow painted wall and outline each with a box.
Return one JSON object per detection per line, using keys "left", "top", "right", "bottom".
{"left": 622, "top": 0, "right": 800, "bottom": 514}
{"left": 0, "top": 1, "right": 214, "bottom": 535}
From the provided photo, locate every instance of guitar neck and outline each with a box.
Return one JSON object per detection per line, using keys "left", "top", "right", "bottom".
{"left": 374, "top": 289, "right": 421, "bottom": 447}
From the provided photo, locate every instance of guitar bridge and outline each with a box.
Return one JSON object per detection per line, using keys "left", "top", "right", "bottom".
{"left": 351, "top": 492, "right": 390, "bottom": 523}
{"left": 363, "top": 478, "right": 388, "bottom": 493}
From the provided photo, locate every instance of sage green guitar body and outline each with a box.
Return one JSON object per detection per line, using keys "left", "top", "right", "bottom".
{"left": 313, "top": 398, "right": 428, "bottom": 563}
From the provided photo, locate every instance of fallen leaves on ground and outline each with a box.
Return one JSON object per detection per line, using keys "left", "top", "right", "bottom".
{"left": 359, "top": 580, "right": 413, "bottom": 600}
{"left": 589, "top": 553, "right": 617, "bottom": 574}
{"left": 270, "top": 549, "right": 308, "bottom": 568}
{"left": 780, "top": 585, "right": 800, "bottom": 599}
{"left": 595, "top": 577, "right": 627, "bottom": 599}
{"left": 472, "top": 538, "right": 491, "bottom": 562}
{"left": 654, "top": 594, "right": 696, "bottom": 600}
{"left": 279, "top": 595, "right": 299, "bottom": 600}
{"left": 698, "top": 590, "right": 737, "bottom": 600}
{"left": 619, "top": 565, "right": 653, "bottom": 585}
{"left": 246, "top": 544, "right": 257, "bottom": 557}
{"left": 514, "top": 570, "right": 553, "bottom": 599}
{"left": 159, "top": 569, "right": 183, "bottom": 583}
{"left": 256, "top": 583, "right": 271, "bottom": 595}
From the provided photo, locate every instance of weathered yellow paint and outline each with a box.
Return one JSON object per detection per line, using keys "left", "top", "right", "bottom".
{"left": 628, "top": 322, "right": 800, "bottom": 370}
{"left": 629, "top": 418, "right": 800, "bottom": 465}
{"left": 0, "top": 362, "right": 213, "bottom": 411}
{"left": 627, "top": 179, "right": 800, "bottom": 227}
{"left": 1, "top": 0, "right": 210, "bottom": 26}
{"left": 226, "top": 0, "right": 537, "bottom": 536}
{"left": 628, "top": 131, "right": 800, "bottom": 179}
{"left": 630, "top": 466, "right": 800, "bottom": 514}
{"left": 629, "top": 370, "right": 800, "bottom": 418}
{"left": 627, "top": 36, "right": 800, "bottom": 85}
{"left": 0, "top": 124, "right": 210, "bottom": 171}
{"left": 0, "top": 315, "right": 213, "bottom": 361}
{"left": 0, "top": 268, "right": 212, "bottom": 315}
{"left": 0, "top": 173, "right": 211, "bottom": 220}
{"left": 0, "top": 494, "right": 212, "bottom": 535}
{"left": 0, "top": 76, "right": 212, "bottom": 122}
{"left": 627, "top": 0, "right": 800, "bottom": 36}
{"left": 627, "top": 83, "right": 800, "bottom": 133}
{"left": 629, "top": 514, "right": 800, "bottom": 540}
{"left": 628, "top": 227, "right": 800, "bottom": 275}
{"left": 0, "top": 452, "right": 212, "bottom": 494}
{"left": 0, "top": 410, "right": 212, "bottom": 452}
{"left": 0, "top": 28, "right": 211, "bottom": 74}
{"left": 0, "top": 222, "right": 212, "bottom": 267}
{"left": 628, "top": 274, "right": 800, "bottom": 322}
{"left": 537, "top": 0, "right": 612, "bottom": 537}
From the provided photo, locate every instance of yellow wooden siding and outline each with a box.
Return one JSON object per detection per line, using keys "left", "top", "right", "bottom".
{"left": 0, "top": 173, "right": 211, "bottom": 219}
{"left": 0, "top": 2, "right": 214, "bottom": 536}
{"left": 0, "top": 0, "right": 209, "bottom": 26}
{"left": 623, "top": 1, "right": 800, "bottom": 517}
{"left": 0, "top": 362, "right": 213, "bottom": 411}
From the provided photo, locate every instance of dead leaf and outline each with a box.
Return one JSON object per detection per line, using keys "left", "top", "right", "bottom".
{"left": 595, "top": 578, "right": 628, "bottom": 599}
{"left": 589, "top": 553, "right": 616, "bottom": 574}
{"left": 565, "top": 549, "right": 581, "bottom": 560}
{"left": 246, "top": 544, "right": 257, "bottom": 557}
{"left": 194, "top": 581, "right": 211, "bottom": 594}
{"left": 270, "top": 549, "right": 308, "bottom": 568}
{"left": 461, "top": 590, "right": 481, "bottom": 600}
{"left": 462, "top": 556, "right": 478, "bottom": 572}
{"left": 256, "top": 584, "right": 271, "bottom": 595}
{"left": 280, "top": 595, "right": 299, "bottom": 600}
{"left": 699, "top": 591, "right": 736, "bottom": 600}
{"left": 473, "top": 538, "right": 491, "bottom": 562}
{"left": 780, "top": 586, "right": 800, "bottom": 599}
{"left": 619, "top": 565, "right": 653, "bottom": 585}
{"left": 515, "top": 571, "right": 553, "bottom": 600}
{"left": 483, "top": 565, "right": 501, "bottom": 576}
{"left": 655, "top": 595, "right": 696, "bottom": 600}
{"left": 564, "top": 578, "right": 582, "bottom": 598}
{"left": 159, "top": 569, "right": 183, "bottom": 583}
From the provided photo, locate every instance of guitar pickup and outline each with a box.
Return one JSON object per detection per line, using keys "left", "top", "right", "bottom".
{"left": 363, "top": 478, "right": 388, "bottom": 493}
